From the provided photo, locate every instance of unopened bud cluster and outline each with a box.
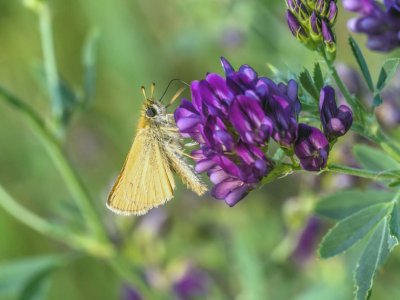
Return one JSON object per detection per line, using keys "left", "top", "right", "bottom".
{"left": 286, "top": 0, "right": 338, "bottom": 58}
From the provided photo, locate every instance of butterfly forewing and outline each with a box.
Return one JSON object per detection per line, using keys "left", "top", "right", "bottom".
{"left": 107, "top": 87, "right": 207, "bottom": 216}
{"left": 107, "top": 125, "right": 176, "bottom": 215}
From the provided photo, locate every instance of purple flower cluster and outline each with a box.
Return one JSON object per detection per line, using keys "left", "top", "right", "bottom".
{"left": 175, "top": 58, "right": 352, "bottom": 206}
{"left": 343, "top": 0, "right": 400, "bottom": 51}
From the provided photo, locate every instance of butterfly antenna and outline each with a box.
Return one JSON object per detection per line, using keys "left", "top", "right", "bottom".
{"left": 165, "top": 86, "right": 185, "bottom": 108}
{"left": 159, "top": 78, "right": 189, "bottom": 102}
{"left": 150, "top": 82, "right": 155, "bottom": 99}
{"left": 141, "top": 86, "right": 147, "bottom": 100}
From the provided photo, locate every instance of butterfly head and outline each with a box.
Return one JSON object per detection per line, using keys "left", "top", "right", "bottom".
{"left": 143, "top": 99, "right": 166, "bottom": 119}
{"left": 140, "top": 84, "right": 168, "bottom": 128}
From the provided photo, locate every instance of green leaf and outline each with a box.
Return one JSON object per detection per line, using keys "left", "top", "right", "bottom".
{"left": 261, "top": 163, "right": 293, "bottom": 185}
{"left": 82, "top": 29, "right": 100, "bottom": 106}
{"left": 313, "top": 62, "right": 324, "bottom": 91}
{"left": 348, "top": 36, "right": 374, "bottom": 92}
{"left": 376, "top": 58, "right": 400, "bottom": 91}
{"left": 0, "top": 255, "right": 68, "bottom": 298}
{"left": 354, "top": 217, "right": 394, "bottom": 300}
{"left": 316, "top": 189, "right": 396, "bottom": 220}
{"left": 319, "top": 203, "right": 392, "bottom": 258}
{"left": 353, "top": 144, "right": 400, "bottom": 172}
{"left": 389, "top": 179, "right": 400, "bottom": 187}
{"left": 299, "top": 69, "right": 319, "bottom": 101}
{"left": 18, "top": 271, "right": 52, "bottom": 300}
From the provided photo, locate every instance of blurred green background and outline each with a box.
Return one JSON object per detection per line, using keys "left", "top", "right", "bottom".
{"left": 1, "top": 0, "right": 399, "bottom": 299}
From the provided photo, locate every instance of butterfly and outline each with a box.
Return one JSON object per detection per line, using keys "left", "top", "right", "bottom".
{"left": 107, "top": 83, "right": 207, "bottom": 215}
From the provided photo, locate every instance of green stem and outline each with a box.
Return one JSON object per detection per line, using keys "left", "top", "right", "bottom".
{"left": 0, "top": 184, "right": 113, "bottom": 258}
{"left": 0, "top": 87, "right": 106, "bottom": 241}
{"left": 38, "top": 2, "right": 63, "bottom": 126}
{"left": 321, "top": 49, "right": 365, "bottom": 122}
{"left": 326, "top": 164, "right": 400, "bottom": 180}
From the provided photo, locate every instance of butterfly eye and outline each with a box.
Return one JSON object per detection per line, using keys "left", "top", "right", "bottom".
{"left": 146, "top": 107, "right": 157, "bottom": 118}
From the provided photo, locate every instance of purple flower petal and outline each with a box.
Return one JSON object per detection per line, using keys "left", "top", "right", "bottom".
{"left": 229, "top": 95, "right": 272, "bottom": 145}
{"left": 211, "top": 178, "right": 249, "bottom": 206}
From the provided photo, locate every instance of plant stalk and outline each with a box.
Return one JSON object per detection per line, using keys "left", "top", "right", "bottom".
{"left": 0, "top": 184, "right": 113, "bottom": 258}
{"left": 0, "top": 87, "right": 106, "bottom": 241}
{"left": 39, "top": 2, "right": 63, "bottom": 124}
{"left": 326, "top": 164, "right": 400, "bottom": 181}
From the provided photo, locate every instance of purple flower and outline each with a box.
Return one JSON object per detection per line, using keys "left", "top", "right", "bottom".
{"left": 229, "top": 95, "right": 273, "bottom": 145}
{"left": 265, "top": 94, "right": 299, "bottom": 148}
{"left": 121, "top": 285, "right": 142, "bottom": 300}
{"left": 292, "top": 216, "right": 322, "bottom": 265}
{"left": 319, "top": 86, "right": 353, "bottom": 140}
{"left": 343, "top": 0, "right": 400, "bottom": 52}
{"left": 342, "top": 0, "right": 377, "bottom": 14}
{"left": 385, "top": 0, "right": 400, "bottom": 12}
{"left": 173, "top": 267, "right": 209, "bottom": 300}
{"left": 294, "top": 124, "right": 329, "bottom": 171}
{"left": 174, "top": 57, "right": 301, "bottom": 205}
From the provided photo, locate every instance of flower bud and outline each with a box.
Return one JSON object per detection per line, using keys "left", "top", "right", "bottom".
{"left": 319, "top": 86, "right": 353, "bottom": 141}
{"left": 327, "top": 1, "right": 338, "bottom": 25}
{"left": 310, "top": 11, "right": 322, "bottom": 39}
{"left": 294, "top": 124, "right": 329, "bottom": 171}
{"left": 321, "top": 20, "right": 336, "bottom": 59}
{"left": 315, "top": 0, "right": 328, "bottom": 16}
{"left": 286, "top": 11, "right": 310, "bottom": 44}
